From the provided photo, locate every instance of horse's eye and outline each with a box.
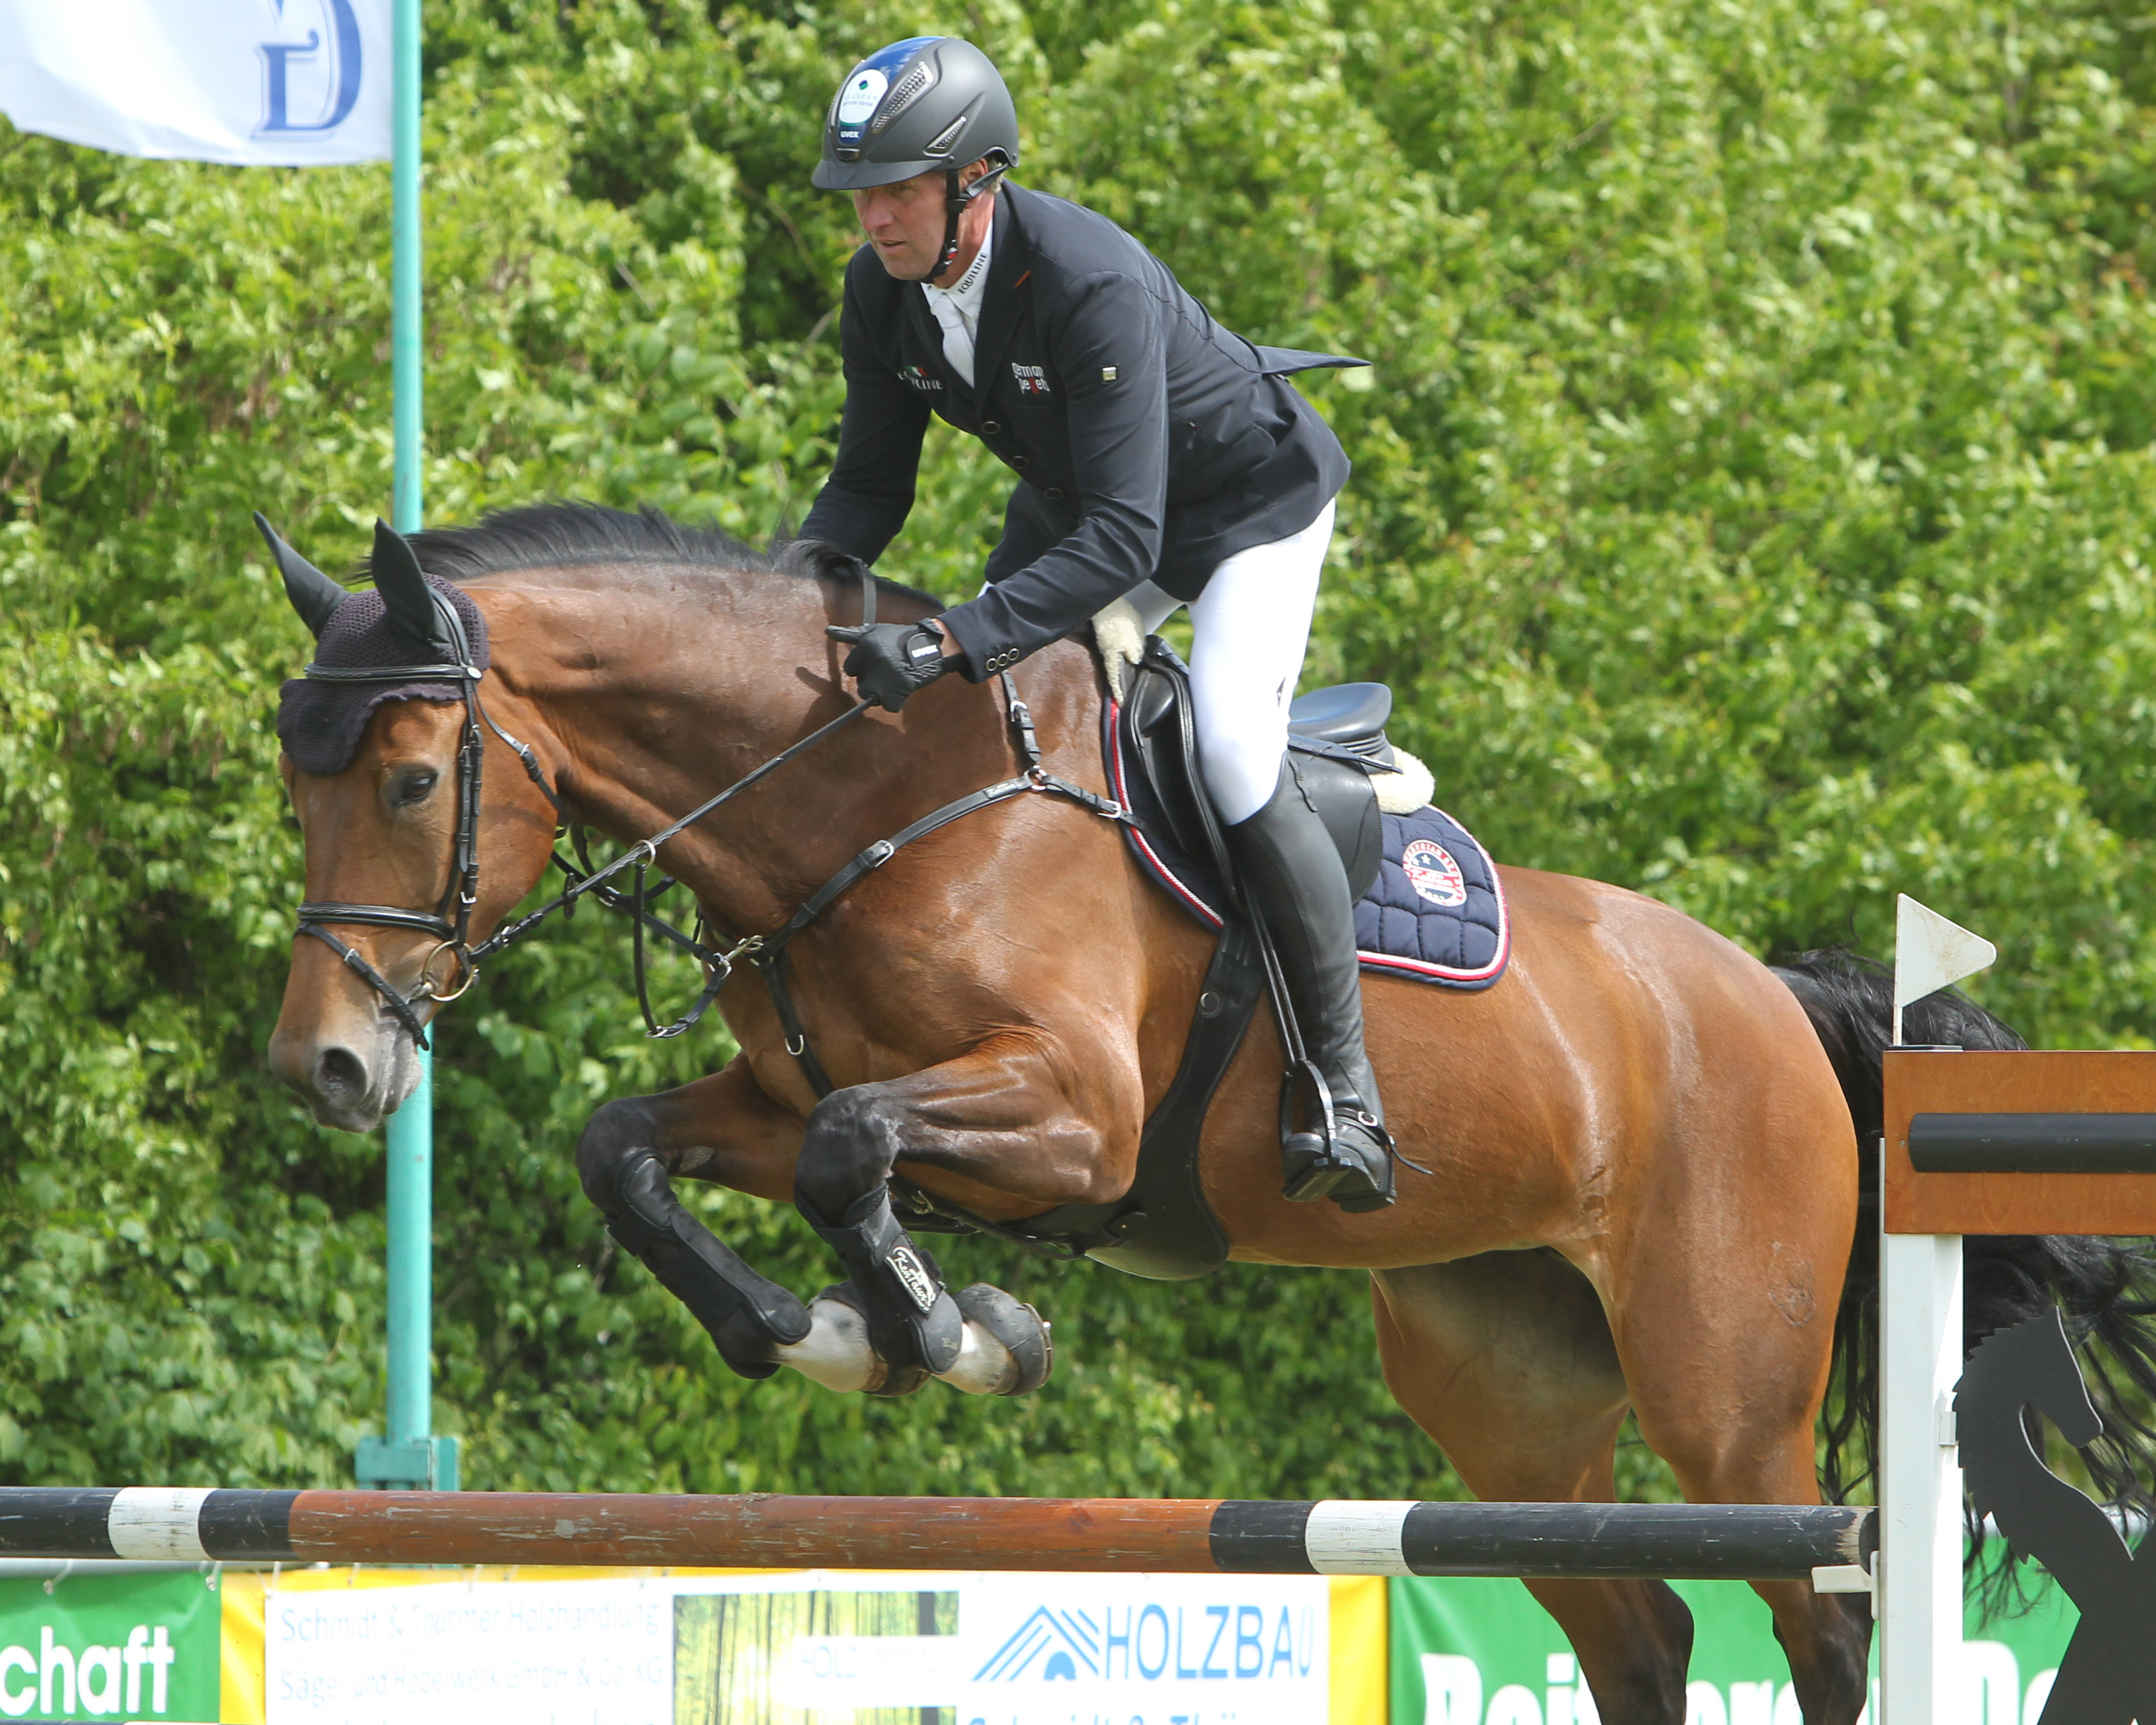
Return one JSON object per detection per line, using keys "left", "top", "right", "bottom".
{"left": 395, "top": 770, "right": 439, "bottom": 806}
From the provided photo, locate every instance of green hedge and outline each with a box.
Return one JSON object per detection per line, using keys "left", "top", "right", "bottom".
{"left": 5, "top": 0, "right": 2156, "bottom": 1497}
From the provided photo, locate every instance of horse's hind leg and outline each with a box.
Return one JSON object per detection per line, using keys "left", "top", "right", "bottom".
{"left": 1609, "top": 1186, "right": 1872, "bottom": 1724}
{"left": 1373, "top": 1254, "right": 1695, "bottom": 1725}
{"left": 1626, "top": 1374, "right": 1873, "bottom": 1724}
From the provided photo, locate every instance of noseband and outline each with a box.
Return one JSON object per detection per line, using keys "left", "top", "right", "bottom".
{"left": 294, "top": 565, "right": 1128, "bottom": 1069}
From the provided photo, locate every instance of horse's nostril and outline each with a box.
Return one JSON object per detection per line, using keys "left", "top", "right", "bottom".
{"left": 316, "top": 1046, "right": 369, "bottom": 1101}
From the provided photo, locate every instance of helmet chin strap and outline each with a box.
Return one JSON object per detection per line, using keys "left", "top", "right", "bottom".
{"left": 920, "top": 158, "right": 1009, "bottom": 284}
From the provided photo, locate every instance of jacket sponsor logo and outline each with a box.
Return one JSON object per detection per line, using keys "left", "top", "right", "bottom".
{"left": 1401, "top": 839, "right": 1467, "bottom": 907}
{"left": 899, "top": 366, "right": 942, "bottom": 392}
{"left": 1012, "top": 363, "right": 1052, "bottom": 396}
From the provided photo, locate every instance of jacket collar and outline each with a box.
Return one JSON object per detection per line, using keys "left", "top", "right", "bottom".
{"left": 968, "top": 182, "right": 1033, "bottom": 403}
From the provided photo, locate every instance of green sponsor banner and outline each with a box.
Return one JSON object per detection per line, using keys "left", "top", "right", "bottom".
{"left": 1391, "top": 1565, "right": 2076, "bottom": 1724}
{"left": 0, "top": 1571, "right": 219, "bottom": 1722}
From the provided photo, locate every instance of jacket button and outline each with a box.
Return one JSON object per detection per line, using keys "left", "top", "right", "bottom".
{"left": 1011, "top": 455, "right": 1029, "bottom": 470}
{"left": 982, "top": 420, "right": 1001, "bottom": 436}
{"left": 1045, "top": 486, "right": 1065, "bottom": 500}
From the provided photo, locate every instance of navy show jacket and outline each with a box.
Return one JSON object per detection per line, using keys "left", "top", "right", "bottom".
{"left": 799, "top": 182, "right": 1357, "bottom": 683}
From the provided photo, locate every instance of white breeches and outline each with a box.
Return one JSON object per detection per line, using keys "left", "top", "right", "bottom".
{"left": 1125, "top": 500, "right": 1335, "bottom": 825}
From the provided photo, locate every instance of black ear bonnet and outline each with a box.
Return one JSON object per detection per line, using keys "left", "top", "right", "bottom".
{"left": 275, "top": 559, "right": 491, "bottom": 777}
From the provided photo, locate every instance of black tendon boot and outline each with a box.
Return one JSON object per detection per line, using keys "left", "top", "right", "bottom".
{"left": 797, "top": 1187, "right": 966, "bottom": 1396}
{"left": 1227, "top": 759, "right": 1396, "bottom": 1211}
{"left": 602, "top": 1153, "right": 813, "bottom": 1378}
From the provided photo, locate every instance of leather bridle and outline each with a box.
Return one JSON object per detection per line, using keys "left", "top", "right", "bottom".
{"left": 294, "top": 584, "right": 494, "bottom": 1049}
{"left": 295, "top": 564, "right": 1128, "bottom": 1078}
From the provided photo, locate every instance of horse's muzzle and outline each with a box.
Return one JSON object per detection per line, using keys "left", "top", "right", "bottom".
{"left": 269, "top": 1018, "right": 424, "bottom": 1133}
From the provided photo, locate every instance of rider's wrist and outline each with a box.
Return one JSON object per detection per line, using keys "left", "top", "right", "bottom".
{"left": 904, "top": 621, "right": 951, "bottom": 677}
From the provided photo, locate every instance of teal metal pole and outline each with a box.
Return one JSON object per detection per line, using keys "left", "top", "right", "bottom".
{"left": 383, "top": 1042, "right": 432, "bottom": 1452}
{"left": 391, "top": 0, "right": 422, "bottom": 539}
{"left": 358, "top": 0, "right": 455, "bottom": 1491}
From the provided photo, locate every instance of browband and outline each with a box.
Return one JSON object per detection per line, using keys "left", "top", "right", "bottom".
{"left": 302, "top": 662, "right": 484, "bottom": 684}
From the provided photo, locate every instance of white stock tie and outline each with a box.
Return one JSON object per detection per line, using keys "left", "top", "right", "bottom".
{"left": 921, "top": 216, "right": 992, "bottom": 389}
{"left": 927, "top": 292, "right": 977, "bottom": 387}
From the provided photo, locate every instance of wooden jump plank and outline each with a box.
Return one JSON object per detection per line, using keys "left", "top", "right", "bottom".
{"left": 1884, "top": 1049, "right": 2156, "bottom": 1234}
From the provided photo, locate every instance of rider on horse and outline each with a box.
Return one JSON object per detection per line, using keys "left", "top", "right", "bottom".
{"left": 802, "top": 37, "right": 1392, "bottom": 1213}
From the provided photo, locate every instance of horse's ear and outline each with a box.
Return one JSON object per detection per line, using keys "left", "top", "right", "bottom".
{"left": 253, "top": 512, "right": 348, "bottom": 639}
{"left": 370, "top": 517, "right": 452, "bottom": 658}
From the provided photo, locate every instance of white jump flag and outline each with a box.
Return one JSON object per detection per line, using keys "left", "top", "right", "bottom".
{"left": 0, "top": 0, "right": 388, "bottom": 165}
{"left": 1892, "top": 894, "right": 1997, "bottom": 1046}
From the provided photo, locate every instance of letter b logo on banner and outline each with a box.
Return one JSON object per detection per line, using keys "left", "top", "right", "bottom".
{"left": 259, "top": 0, "right": 364, "bottom": 135}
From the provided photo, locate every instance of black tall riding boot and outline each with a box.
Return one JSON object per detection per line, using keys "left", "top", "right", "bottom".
{"left": 1226, "top": 757, "right": 1394, "bottom": 1211}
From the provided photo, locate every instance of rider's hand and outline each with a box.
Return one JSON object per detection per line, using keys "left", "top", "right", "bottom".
{"left": 826, "top": 619, "right": 952, "bottom": 711}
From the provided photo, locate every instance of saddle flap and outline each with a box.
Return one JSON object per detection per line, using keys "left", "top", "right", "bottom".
{"left": 1120, "top": 642, "right": 1229, "bottom": 875}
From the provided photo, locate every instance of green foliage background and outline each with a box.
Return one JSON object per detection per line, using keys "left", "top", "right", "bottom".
{"left": 6, "top": 0, "right": 2156, "bottom": 1497}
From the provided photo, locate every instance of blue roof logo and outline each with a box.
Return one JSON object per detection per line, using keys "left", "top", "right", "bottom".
{"left": 973, "top": 1606, "right": 1102, "bottom": 1683}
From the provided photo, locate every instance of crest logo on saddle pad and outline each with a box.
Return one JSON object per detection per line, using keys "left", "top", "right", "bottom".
{"left": 1401, "top": 838, "right": 1467, "bottom": 908}
{"left": 885, "top": 1245, "right": 940, "bottom": 1313}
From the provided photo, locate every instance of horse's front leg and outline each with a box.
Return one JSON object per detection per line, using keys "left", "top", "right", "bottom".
{"left": 575, "top": 1055, "right": 818, "bottom": 1381}
{"left": 793, "top": 1033, "right": 1133, "bottom": 1399}
{"left": 576, "top": 1052, "right": 1060, "bottom": 1399}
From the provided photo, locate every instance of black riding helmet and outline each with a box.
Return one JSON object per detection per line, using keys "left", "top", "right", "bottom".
{"left": 813, "top": 37, "right": 1019, "bottom": 281}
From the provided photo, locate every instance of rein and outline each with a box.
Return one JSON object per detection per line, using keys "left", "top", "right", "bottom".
{"left": 295, "top": 565, "right": 1127, "bottom": 1084}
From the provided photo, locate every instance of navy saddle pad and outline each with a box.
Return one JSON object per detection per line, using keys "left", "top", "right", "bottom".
{"left": 1104, "top": 700, "right": 1510, "bottom": 991}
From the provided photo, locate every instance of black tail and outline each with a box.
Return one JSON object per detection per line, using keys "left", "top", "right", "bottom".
{"left": 1773, "top": 951, "right": 2156, "bottom": 1584}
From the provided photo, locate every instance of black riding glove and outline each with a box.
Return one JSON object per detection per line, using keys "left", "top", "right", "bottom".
{"left": 827, "top": 620, "right": 951, "bottom": 711}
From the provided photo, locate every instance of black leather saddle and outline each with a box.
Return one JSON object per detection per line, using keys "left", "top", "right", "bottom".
{"left": 1117, "top": 638, "right": 1392, "bottom": 907}
{"left": 891, "top": 639, "right": 1406, "bottom": 1280}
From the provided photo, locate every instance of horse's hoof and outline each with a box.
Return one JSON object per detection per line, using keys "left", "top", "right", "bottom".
{"left": 942, "top": 1284, "right": 1054, "bottom": 1396}
{"left": 771, "top": 1292, "right": 885, "bottom": 1393}
{"left": 783, "top": 1283, "right": 936, "bottom": 1397}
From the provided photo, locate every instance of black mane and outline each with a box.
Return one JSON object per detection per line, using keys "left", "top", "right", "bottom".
{"left": 376, "top": 501, "right": 937, "bottom": 607}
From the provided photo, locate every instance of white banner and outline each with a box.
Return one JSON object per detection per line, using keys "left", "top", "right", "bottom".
{"left": 263, "top": 1567, "right": 1333, "bottom": 1724}
{"left": 0, "top": 0, "right": 389, "bottom": 165}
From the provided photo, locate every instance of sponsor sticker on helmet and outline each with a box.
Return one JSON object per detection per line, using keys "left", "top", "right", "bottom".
{"left": 838, "top": 68, "right": 889, "bottom": 126}
{"left": 1401, "top": 838, "right": 1467, "bottom": 907}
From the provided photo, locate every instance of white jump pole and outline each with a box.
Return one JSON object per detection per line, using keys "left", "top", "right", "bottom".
{"left": 1878, "top": 895, "right": 1996, "bottom": 1723}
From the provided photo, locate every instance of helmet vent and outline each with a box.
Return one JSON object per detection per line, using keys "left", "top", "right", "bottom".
{"left": 871, "top": 61, "right": 937, "bottom": 134}
{"left": 922, "top": 114, "right": 968, "bottom": 156}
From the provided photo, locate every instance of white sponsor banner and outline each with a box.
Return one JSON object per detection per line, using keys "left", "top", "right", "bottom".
{"left": 266, "top": 1577, "right": 674, "bottom": 1724}
{"left": 265, "top": 1567, "right": 1331, "bottom": 1725}
{"left": 0, "top": 0, "right": 389, "bottom": 165}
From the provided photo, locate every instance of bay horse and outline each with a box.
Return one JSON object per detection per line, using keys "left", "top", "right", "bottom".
{"left": 263, "top": 503, "right": 2156, "bottom": 1725}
